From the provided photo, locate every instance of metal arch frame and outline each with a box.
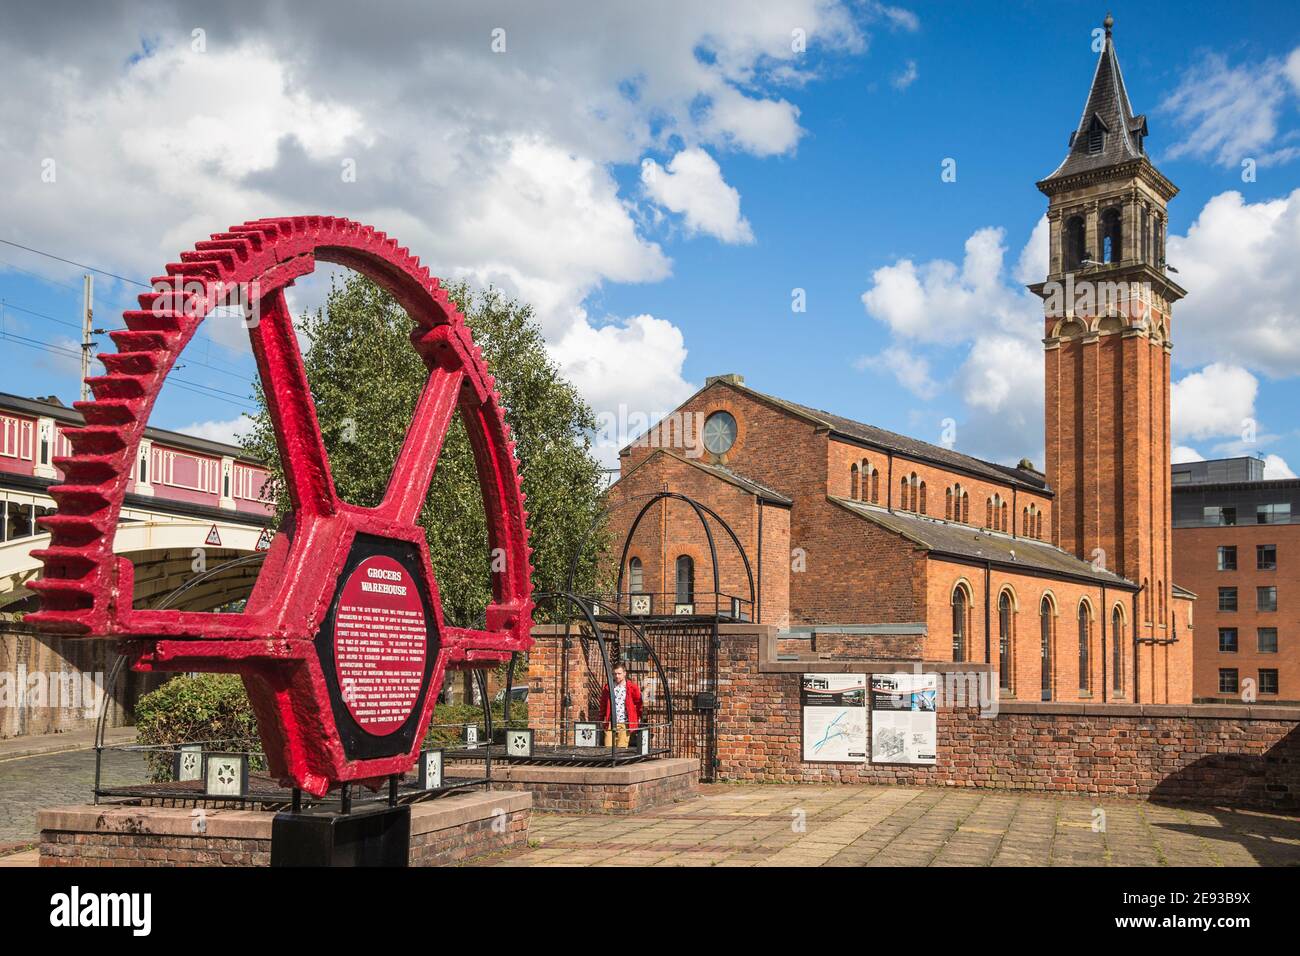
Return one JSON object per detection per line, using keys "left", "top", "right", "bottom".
{"left": 529, "top": 589, "right": 675, "bottom": 757}
{"left": 29, "top": 216, "right": 535, "bottom": 797}
{"left": 614, "top": 491, "right": 756, "bottom": 616}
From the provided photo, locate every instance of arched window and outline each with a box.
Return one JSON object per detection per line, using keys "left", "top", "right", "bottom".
{"left": 1101, "top": 207, "right": 1122, "bottom": 264}
{"left": 1143, "top": 578, "right": 1150, "bottom": 622}
{"left": 900, "top": 477, "right": 909, "bottom": 510}
{"left": 675, "top": 555, "right": 694, "bottom": 606}
{"left": 919, "top": 481, "right": 927, "bottom": 515}
{"left": 1023, "top": 506, "right": 1030, "bottom": 534}
{"left": 1064, "top": 215, "right": 1086, "bottom": 270}
{"left": 945, "top": 488, "right": 953, "bottom": 520}
{"left": 850, "top": 463, "right": 860, "bottom": 500}
{"left": 952, "top": 585, "right": 969, "bottom": 662}
{"left": 628, "top": 557, "right": 644, "bottom": 594}
{"left": 962, "top": 492, "right": 970, "bottom": 524}
{"left": 1141, "top": 205, "right": 1149, "bottom": 263}
{"left": 1111, "top": 605, "right": 1124, "bottom": 693}
{"left": 1040, "top": 596, "right": 1054, "bottom": 701}
{"left": 998, "top": 591, "right": 1013, "bottom": 691}
{"left": 1035, "top": 511, "right": 1043, "bottom": 540}
{"left": 986, "top": 498, "right": 993, "bottom": 528}
{"left": 1078, "top": 601, "right": 1091, "bottom": 694}
{"left": 1001, "top": 502, "right": 1009, "bottom": 532}
{"left": 910, "top": 474, "right": 919, "bottom": 512}
{"left": 1158, "top": 581, "right": 1165, "bottom": 624}
{"left": 870, "top": 469, "right": 880, "bottom": 504}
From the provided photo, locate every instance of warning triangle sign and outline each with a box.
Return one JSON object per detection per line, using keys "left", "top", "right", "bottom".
{"left": 255, "top": 527, "right": 274, "bottom": 552}
{"left": 204, "top": 524, "right": 222, "bottom": 547}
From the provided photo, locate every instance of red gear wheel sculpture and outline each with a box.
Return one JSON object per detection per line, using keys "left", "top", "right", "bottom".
{"left": 27, "top": 216, "right": 534, "bottom": 797}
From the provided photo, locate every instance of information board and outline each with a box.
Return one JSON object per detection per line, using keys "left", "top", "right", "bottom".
{"left": 801, "top": 673, "right": 868, "bottom": 762}
{"left": 870, "top": 673, "right": 938, "bottom": 765}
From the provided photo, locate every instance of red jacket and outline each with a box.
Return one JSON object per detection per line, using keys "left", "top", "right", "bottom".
{"left": 598, "top": 680, "right": 643, "bottom": 729}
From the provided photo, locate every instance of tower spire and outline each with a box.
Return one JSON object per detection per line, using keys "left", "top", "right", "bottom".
{"left": 1041, "top": 12, "right": 1149, "bottom": 184}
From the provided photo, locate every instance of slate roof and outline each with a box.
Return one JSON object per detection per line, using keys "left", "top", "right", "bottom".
{"left": 830, "top": 496, "right": 1136, "bottom": 589}
{"left": 1041, "top": 16, "right": 1150, "bottom": 184}
{"left": 618, "top": 448, "right": 793, "bottom": 506}
{"left": 735, "top": 383, "right": 1049, "bottom": 493}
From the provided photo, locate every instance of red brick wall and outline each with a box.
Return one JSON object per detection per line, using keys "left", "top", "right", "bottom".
{"left": 1174, "top": 523, "right": 1300, "bottom": 704}
{"left": 1046, "top": 327, "right": 1174, "bottom": 688}
{"left": 829, "top": 439, "right": 1052, "bottom": 535}
{"left": 715, "top": 628, "right": 1298, "bottom": 808}
{"left": 922, "top": 559, "right": 1178, "bottom": 703}
{"left": 607, "top": 450, "right": 773, "bottom": 620}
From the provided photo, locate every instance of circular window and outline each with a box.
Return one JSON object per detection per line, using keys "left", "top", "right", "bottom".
{"left": 702, "top": 411, "right": 737, "bottom": 455}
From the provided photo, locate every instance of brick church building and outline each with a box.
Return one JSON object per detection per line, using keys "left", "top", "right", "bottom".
{"left": 605, "top": 16, "right": 1195, "bottom": 705}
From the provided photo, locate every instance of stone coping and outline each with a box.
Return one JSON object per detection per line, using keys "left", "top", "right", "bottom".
{"left": 455, "top": 757, "right": 698, "bottom": 786}
{"left": 995, "top": 701, "right": 1300, "bottom": 721}
{"left": 37, "top": 790, "right": 531, "bottom": 841}
{"left": 759, "top": 658, "right": 995, "bottom": 675}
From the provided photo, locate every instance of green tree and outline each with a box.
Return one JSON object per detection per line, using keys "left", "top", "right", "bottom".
{"left": 242, "top": 276, "right": 607, "bottom": 626}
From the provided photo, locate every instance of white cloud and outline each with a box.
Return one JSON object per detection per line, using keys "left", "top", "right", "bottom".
{"left": 1265, "top": 454, "right": 1297, "bottom": 479}
{"left": 859, "top": 223, "right": 1045, "bottom": 462}
{"left": 547, "top": 313, "right": 694, "bottom": 465}
{"left": 701, "top": 87, "right": 804, "bottom": 157}
{"left": 1171, "top": 363, "right": 1258, "bottom": 442}
{"left": 1162, "top": 47, "right": 1300, "bottom": 167}
{"left": 1014, "top": 216, "right": 1049, "bottom": 286}
{"left": 860, "top": 226, "right": 1040, "bottom": 345}
{"left": 0, "top": 1, "right": 896, "bottom": 437}
{"left": 891, "top": 60, "right": 918, "bottom": 91}
{"left": 641, "top": 148, "right": 753, "bottom": 244}
{"left": 1168, "top": 189, "right": 1300, "bottom": 376}
{"left": 176, "top": 415, "right": 255, "bottom": 445}
{"left": 868, "top": 2, "right": 921, "bottom": 32}
{"left": 1172, "top": 446, "right": 1206, "bottom": 464}
{"left": 854, "top": 346, "right": 938, "bottom": 399}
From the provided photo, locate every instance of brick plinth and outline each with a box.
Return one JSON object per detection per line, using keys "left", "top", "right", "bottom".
{"left": 469, "top": 758, "right": 699, "bottom": 813}
{"left": 37, "top": 790, "right": 531, "bottom": 867}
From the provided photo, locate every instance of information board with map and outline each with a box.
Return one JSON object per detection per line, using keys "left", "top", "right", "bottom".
{"left": 800, "top": 673, "right": 868, "bottom": 762}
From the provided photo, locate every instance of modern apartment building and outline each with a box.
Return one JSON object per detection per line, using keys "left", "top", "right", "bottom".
{"left": 1172, "top": 457, "right": 1299, "bottom": 704}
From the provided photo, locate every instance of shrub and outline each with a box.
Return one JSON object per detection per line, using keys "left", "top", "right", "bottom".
{"left": 133, "top": 673, "right": 529, "bottom": 779}
{"left": 134, "top": 674, "right": 261, "bottom": 781}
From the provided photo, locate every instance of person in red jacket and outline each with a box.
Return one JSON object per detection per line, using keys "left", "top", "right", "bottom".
{"left": 598, "top": 663, "right": 642, "bottom": 747}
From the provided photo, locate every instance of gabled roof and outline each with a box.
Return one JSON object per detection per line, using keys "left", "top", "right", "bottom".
{"left": 722, "top": 381, "right": 1050, "bottom": 494}
{"left": 1040, "top": 16, "right": 1154, "bottom": 185}
{"left": 830, "top": 495, "right": 1136, "bottom": 589}
{"left": 615, "top": 447, "right": 793, "bottom": 506}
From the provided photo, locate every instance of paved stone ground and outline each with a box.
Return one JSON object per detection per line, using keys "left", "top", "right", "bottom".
{"left": 474, "top": 784, "right": 1300, "bottom": 867}
{"left": 2, "top": 753, "right": 1297, "bottom": 866}
{"left": 0, "top": 747, "right": 146, "bottom": 850}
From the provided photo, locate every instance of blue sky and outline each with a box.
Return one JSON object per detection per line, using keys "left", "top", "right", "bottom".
{"left": 2, "top": 1, "right": 1299, "bottom": 473}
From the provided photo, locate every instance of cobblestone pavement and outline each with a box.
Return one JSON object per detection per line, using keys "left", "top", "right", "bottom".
{"left": 0, "top": 747, "right": 146, "bottom": 849}
{"left": 476, "top": 784, "right": 1300, "bottom": 867}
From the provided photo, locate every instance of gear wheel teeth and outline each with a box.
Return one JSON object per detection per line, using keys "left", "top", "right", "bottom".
{"left": 74, "top": 399, "right": 137, "bottom": 427}
{"left": 33, "top": 216, "right": 535, "bottom": 654}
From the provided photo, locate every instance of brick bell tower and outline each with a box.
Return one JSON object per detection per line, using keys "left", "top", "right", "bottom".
{"left": 1030, "top": 15, "right": 1187, "bottom": 695}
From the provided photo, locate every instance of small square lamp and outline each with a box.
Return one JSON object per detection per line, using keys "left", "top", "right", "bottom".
{"left": 417, "top": 749, "right": 444, "bottom": 790}
{"left": 204, "top": 752, "right": 248, "bottom": 798}
{"left": 173, "top": 744, "right": 203, "bottom": 782}
{"left": 505, "top": 728, "right": 534, "bottom": 758}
